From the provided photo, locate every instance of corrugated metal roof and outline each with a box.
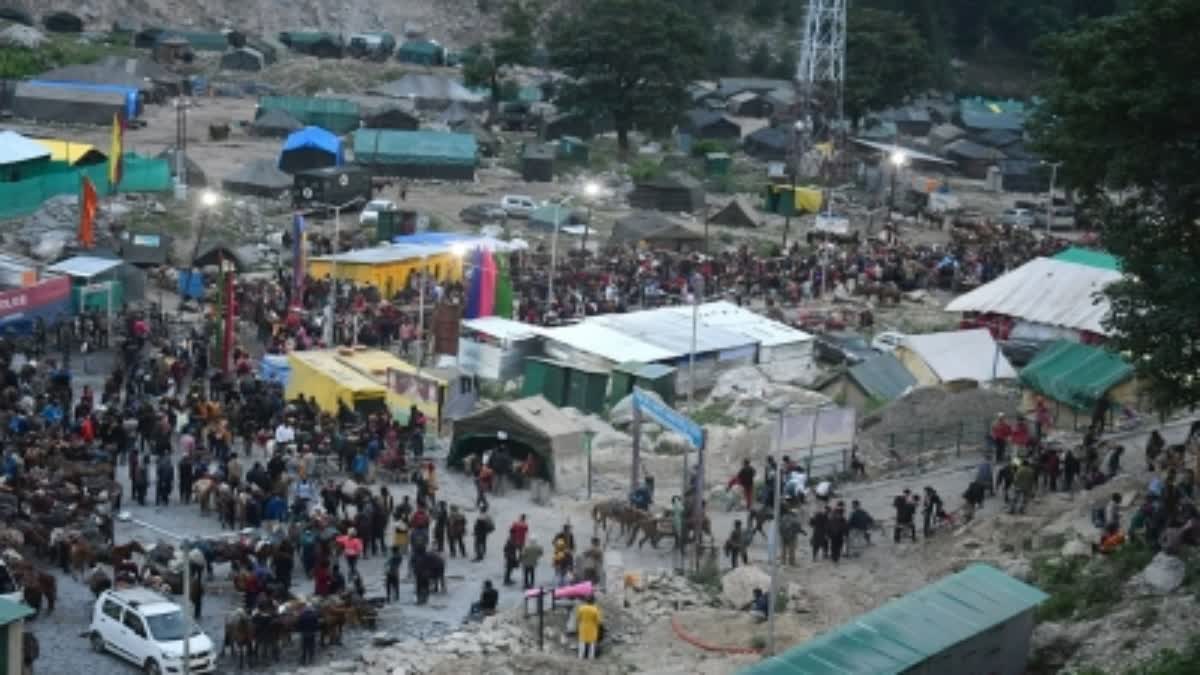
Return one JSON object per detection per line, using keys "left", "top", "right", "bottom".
{"left": 538, "top": 322, "right": 677, "bottom": 363}
{"left": 461, "top": 316, "right": 537, "bottom": 341}
{"left": 741, "top": 564, "right": 1048, "bottom": 675}
{"left": 900, "top": 328, "right": 1016, "bottom": 382}
{"left": 46, "top": 255, "right": 122, "bottom": 278}
{"left": 659, "top": 300, "right": 812, "bottom": 348}
{"left": 594, "top": 306, "right": 756, "bottom": 356}
{"left": 848, "top": 353, "right": 917, "bottom": 401}
{"left": 945, "top": 256, "right": 1121, "bottom": 335}
{"left": 0, "top": 130, "right": 51, "bottom": 165}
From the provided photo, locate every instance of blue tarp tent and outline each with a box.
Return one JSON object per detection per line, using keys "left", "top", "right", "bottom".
{"left": 177, "top": 269, "right": 204, "bottom": 299}
{"left": 259, "top": 354, "right": 291, "bottom": 386}
{"left": 278, "top": 126, "right": 344, "bottom": 173}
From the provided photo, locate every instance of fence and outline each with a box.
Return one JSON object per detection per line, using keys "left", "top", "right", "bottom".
{"left": 877, "top": 417, "right": 997, "bottom": 476}
{"left": 0, "top": 153, "right": 172, "bottom": 220}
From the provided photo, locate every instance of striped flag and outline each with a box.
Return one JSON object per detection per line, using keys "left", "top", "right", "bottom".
{"left": 292, "top": 213, "right": 306, "bottom": 306}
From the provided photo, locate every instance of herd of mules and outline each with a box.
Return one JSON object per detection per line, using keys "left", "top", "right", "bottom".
{"left": 221, "top": 593, "right": 376, "bottom": 669}
{"left": 592, "top": 497, "right": 794, "bottom": 550}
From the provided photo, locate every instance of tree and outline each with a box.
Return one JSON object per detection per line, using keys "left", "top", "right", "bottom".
{"left": 1033, "top": 0, "right": 1200, "bottom": 411}
{"left": 461, "top": 0, "right": 540, "bottom": 103}
{"left": 705, "top": 30, "right": 741, "bottom": 77}
{"left": 747, "top": 42, "right": 771, "bottom": 76}
{"left": 768, "top": 46, "right": 796, "bottom": 81}
{"left": 548, "top": 0, "right": 706, "bottom": 152}
{"left": 844, "top": 7, "right": 930, "bottom": 127}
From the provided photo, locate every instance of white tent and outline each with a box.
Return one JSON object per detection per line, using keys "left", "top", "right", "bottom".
{"left": 945, "top": 257, "right": 1120, "bottom": 337}
{"left": 896, "top": 328, "right": 1016, "bottom": 385}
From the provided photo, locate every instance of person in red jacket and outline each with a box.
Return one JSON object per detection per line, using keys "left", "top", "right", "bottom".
{"left": 990, "top": 413, "right": 1012, "bottom": 462}
{"left": 510, "top": 514, "right": 529, "bottom": 554}
{"left": 1011, "top": 417, "right": 1031, "bottom": 454}
{"left": 726, "top": 460, "right": 756, "bottom": 510}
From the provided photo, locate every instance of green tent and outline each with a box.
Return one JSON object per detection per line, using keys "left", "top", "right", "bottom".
{"left": 1051, "top": 247, "right": 1121, "bottom": 271}
{"left": 257, "top": 96, "right": 361, "bottom": 134}
{"left": 1019, "top": 341, "right": 1134, "bottom": 410}
{"left": 396, "top": 39, "right": 445, "bottom": 65}
{"left": 448, "top": 396, "right": 586, "bottom": 487}
{"left": 352, "top": 129, "right": 477, "bottom": 180}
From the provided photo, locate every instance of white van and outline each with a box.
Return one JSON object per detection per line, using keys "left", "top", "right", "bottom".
{"left": 501, "top": 194, "right": 536, "bottom": 218}
{"left": 90, "top": 588, "right": 216, "bottom": 674}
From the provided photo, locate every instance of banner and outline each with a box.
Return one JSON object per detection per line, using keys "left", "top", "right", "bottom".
{"left": 632, "top": 387, "right": 704, "bottom": 449}
{"left": 779, "top": 406, "right": 856, "bottom": 452}
{"left": 386, "top": 368, "right": 440, "bottom": 406}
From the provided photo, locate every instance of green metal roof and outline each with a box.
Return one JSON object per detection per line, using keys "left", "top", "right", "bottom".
{"left": 1019, "top": 340, "right": 1133, "bottom": 410}
{"left": 740, "top": 564, "right": 1048, "bottom": 675}
{"left": 848, "top": 352, "right": 917, "bottom": 402}
{"left": 352, "top": 130, "right": 478, "bottom": 166}
{"left": 0, "top": 597, "right": 33, "bottom": 624}
{"left": 1051, "top": 247, "right": 1121, "bottom": 271}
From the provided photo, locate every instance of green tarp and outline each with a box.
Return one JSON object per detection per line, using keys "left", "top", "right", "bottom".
{"left": 258, "top": 96, "right": 361, "bottom": 135}
{"left": 1051, "top": 247, "right": 1121, "bottom": 271}
{"left": 396, "top": 40, "right": 444, "bottom": 65}
{"left": 0, "top": 154, "right": 171, "bottom": 220}
{"left": 1019, "top": 341, "right": 1133, "bottom": 410}
{"left": 352, "top": 130, "right": 477, "bottom": 166}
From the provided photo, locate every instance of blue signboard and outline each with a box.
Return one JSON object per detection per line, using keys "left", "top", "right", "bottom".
{"left": 632, "top": 386, "right": 705, "bottom": 449}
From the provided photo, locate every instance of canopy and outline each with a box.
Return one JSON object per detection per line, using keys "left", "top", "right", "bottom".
{"left": 1019, "top": 341, "right": 1134, "bottom": 410}
{"left": 449, "top": 395, "right": 586, "bottom": 487}
{"left": 897, "top": 328, "right": 1016, "bottom": 384}
{"left": 0, "top": 130, "right": 50, "bottom": 165}
{"left": 222, "top": 158, "right": 292, "bottom": 197}
{"left": 34, "top": 138, "right": 106, "bottom": 165}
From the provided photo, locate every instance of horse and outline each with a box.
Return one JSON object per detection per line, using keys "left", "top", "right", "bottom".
{"left": 627, "top": 513, "right": 712, "bottom": 549}
{"left": 86, "top": 566, "right": 112, "bottom": 598}
{"left": 222, "top": 609, "right": 254, "bottom": 668}
{"left": 69, "top": 540, "right": 94, "bottom": 579}
{"left": 592, "top": 499, "right": 643, "bottom": 541}
{"left": 109, "top": 540, "right": 145, "bottom": 570}
{"left": 20, "top": 571, "right": 55, "bottom": 616}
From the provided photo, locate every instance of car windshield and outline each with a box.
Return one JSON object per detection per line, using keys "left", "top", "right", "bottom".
{"left": 146, "top": 611, "right": 196, "bottom": 642}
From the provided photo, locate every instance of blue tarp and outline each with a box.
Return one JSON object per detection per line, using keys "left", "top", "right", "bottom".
{"left": 26, "top": 80, "right": 140, "bottom": 120}
{"left": 259, "top": 354, "right": 291, "bottom": 386}
{"left": 279, "top": 126, "right": 344, "bottom": 167}
{"left": 177, "top": 269, "right": 204, "bottom": 299}
{"left": 389, "top": 232, "right": 479, "bottom": 246}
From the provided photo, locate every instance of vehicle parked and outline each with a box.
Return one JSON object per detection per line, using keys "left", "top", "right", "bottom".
{"left": 1000, "top": 208, "right": 1036, "bottom": 228}
{"left": 90, "top": 588, "right": 216, "bottom": 674}
{"left": 359, "top": 199, "right": 398, "bottom": 226}
{"left": 815, "top": 332, "right": 878, "bottom": 365}
{"left": 870, "top": 330, "right": 907, "bottom": 354}
{"left": 460, "top": 203, "right": 508, "bottom": 225}
{"left": 501, "top": 194, "right": 537, "bottom": 218}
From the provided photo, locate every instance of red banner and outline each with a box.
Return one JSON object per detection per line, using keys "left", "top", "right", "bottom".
{"left": 0, "top": 276, "right": 71, "bottom": 319}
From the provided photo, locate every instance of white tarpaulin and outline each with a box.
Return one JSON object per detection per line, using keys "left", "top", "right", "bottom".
{"left": 776, "top": 406, "right": 856, "bottom": 476}
{"left": 814, "top": 214, "right": 850, "bottom": 234}
{"left": 899, "top": 328, "right": 1017, "bottom": 383}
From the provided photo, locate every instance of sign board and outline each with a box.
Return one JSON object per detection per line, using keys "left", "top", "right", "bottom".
{"left": 386, "top": 368, "right": 440, "bottom": 406}
{"left": 632, "top": 386, "right": 704, "bottom": 449}
{"left": 814, "top": 214, "right": 850, "bottom": 235}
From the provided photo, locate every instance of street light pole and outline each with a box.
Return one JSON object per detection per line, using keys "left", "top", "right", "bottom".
{"left": 547, "top": 197, "right": 573, "bottom": 314}
{"left": 888, "top": 150, "right": 908, "bottom": 224}
{"left": 1043, "top": 161, "right": 1062, "bottom": 234}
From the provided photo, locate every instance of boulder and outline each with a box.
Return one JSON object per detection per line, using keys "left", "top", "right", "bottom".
{"left": 720, "top": 565, "right": 770, "bottom": 608}
{"left": 0, "top": 24, "right": 46, "bottom": 48}
{"left": 1061, "top": 538, "right": 1091, "bottom": 558}
{"left": 1133, "top": 553, "right": 1185, "bottom": 594}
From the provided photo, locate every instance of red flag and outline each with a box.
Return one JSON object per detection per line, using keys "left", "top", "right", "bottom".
{"left": 79, "top": 176, "right": 98, "bottom": 248}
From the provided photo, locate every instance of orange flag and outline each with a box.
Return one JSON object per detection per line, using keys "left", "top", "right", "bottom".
{"left": 79, "top": 176, "right": 98, "bottom": 248}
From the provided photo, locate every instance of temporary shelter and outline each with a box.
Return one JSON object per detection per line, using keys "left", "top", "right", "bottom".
{"left": 12, "top": 81, "right": 134, "bottom": 125}
{"left": 628, "top": 174, "right": 705, "bottom": 213}
{"left": 0, "top": 131, "right": 51, "bottom": 181}
{"left": 286, "top": 350, "right": 387, "bottom": 416}
{"left": 709, "top": 196, "right": 759, "bottom": 228}
{"left": 395, "top": 39, "right": 445, "bottom": 65}
{"left": 743, "top": 126, "right": 789, "bottom": 160}
{"left": 1019, "top": 341, "right": 1136, "bottom": 412}
{"left": 458, "top": 316, "right": 541, "bottom": 381}
{"left": 352, "top": 130, "right": 477, "bottom": 180}
{"left": 520, "top": 144, "right": 554, "bottom": 182}
{"left": 332, "top": 347, "right": 476, "bottom": 432}
{"left": 251, "top": 108, "right": 303, "bottom": 138}
{"left": 743, "top": 564, "right": 1047, "bottom": 675}
{"left": 368, "top": 74, "right": 483, "bottom": 109}
{"left": 347, "top": 32, "right": 396, "bottom": 60}
{"left": 278, "top": 126, "right": 344, "bottom": 173}
{"left": 220, "top": 47, "right": 265, "bottom": 72}
{"left": 45, "top": 255, "right": 133, "bottom": 311}
{"left": 609, "top": 212, "right": 703, "bottom": 252}
{"left": 894, "top": 328, "right": 1016, "bottom": 386}
{"left": 817, "top": 352, "right": 917, "bottom": 413}
{"left": 945, "top": 249, "right": 1121, "bottom": 341}
{"left": 33, "top": 139, "right": 106, "bottom": 166}
{"left": 156, "top": 147, "right": 207, "bottom": 187}
{"left": 221, "top": 158, "right": 293, "bottom": 198}
{"left": 680, "top": 110, "right": 741, "bottom": 141}
{"left": 279, "top": 31, "right": 344, "bottom": 58}
{"left": 448, "top": 395, "right": 587, "bottom": 488}
{"left": 657, "top": 300, "right": 813, "bottom": 367}
{"left": 257, "top": 96, "right": 361, "bottom": 135}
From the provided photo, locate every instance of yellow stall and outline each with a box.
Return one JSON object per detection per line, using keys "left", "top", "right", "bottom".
{"left": 286, "top": 350, "right": 388, "bottom": 416}
{"left": 331, "top": 347, "right": 478, "bottom": 434}
{"left": 307, "top": 245, "right": 462, "bottom": 298}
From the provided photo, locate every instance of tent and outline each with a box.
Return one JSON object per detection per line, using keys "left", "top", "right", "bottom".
{"left": 222, "top": 158, "right": 292, "bottom": 198}
{"left": 220, "top": 47, "right": 265, "bottom": 72}
{"left": 13, "top": 81, "right": 136, "bottom": 124}
{"left": 33, "top": 139, "right": 106, "bottom": 166}
{"left": 156, "top": 147, "right": 207, "bottom": 187}
{"left": 437, "top": 101, "right": 472, "bottom": 126}
{"left": 628, "top": 174, "right": 705, "bottom": 213}
{"left": 396, "top": 39, "right": 445, "bottom": 65}
{"left": 353, "top": 129, "right": 477, "bottom": 180}
{"left": 894, "top": 328, "right": 1017, "bottom": 385}
{"left": 1019, "top": 341, "right": 1134, "bottom": 411}
{"left": 448, "top": 395, "right": 587, "bottom": 488}
{"left": 368, "top": 74, "right": 483, "bottom": 109}
{"left": 709, "top": 196, "right": 759, "bottom": 228}
{"left": 257, "top": 96, "right": 360, "bottom": 134}
{"left": 278, "top": 126, "right": 344, "bottom": 173}
{"left": 610, "top": 211, "right": 704, "bottom": 251}
{"left": 251, "top": 108, "right": 303, "bottom": 138}
{"left": 0, "top": 131, "right": 51, "bottom": 180}
{"left": 42, "top": 11, "right": 82, "bottom": 33}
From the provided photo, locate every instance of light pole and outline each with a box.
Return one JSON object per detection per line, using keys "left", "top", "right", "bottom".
{"left": 580, "top": 181, "right": 600, "bottom": 253}
{"left": 1042, "top": 160, "right": 1063, "bottom": 234}
{"left": 888, "top": 150, "right": 908, "bottom": 223}
{"left": 546, "top": 196, "right": 575, "bottom": 314}
{"left": 316, "top": 199, "right": 360, "bottom": 346}
{"left": 766, "top": 407, "right": 785, "bottom": 656}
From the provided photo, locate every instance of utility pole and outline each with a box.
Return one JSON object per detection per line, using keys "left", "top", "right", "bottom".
{"left": 766, "top": 411, "right": 784, "bottom": 655}
{"left": 1042, "top": 160, "right": 1062, "bottom": 234}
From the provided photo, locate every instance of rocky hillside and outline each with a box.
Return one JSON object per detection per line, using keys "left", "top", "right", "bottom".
{"left": 6, "top": 0, "right": 493, "bottom": 46}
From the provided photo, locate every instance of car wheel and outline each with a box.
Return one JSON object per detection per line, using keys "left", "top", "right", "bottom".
{"left": 144, "top": 660, "right": 162, "bottom": 675}
{"left": 90, "top": 632, "right": 106, "bottom": 654}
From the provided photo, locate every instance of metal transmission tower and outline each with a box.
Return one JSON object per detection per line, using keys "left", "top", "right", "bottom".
{"left": 795, "top": 0, "right": 847, "bottom": 135}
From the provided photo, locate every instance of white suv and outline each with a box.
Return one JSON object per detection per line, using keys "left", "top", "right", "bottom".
{"left": 90, "top": 588, "right": 216, "bottom": 674}
{"left": 501, "top": 194, "right": 536, "bottom": 218}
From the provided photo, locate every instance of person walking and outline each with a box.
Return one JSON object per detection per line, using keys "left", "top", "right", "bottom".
{"left": 779, "top": 509, "right": 803, "bottom": 566}
{"left": 448, "top": 506, "right": 467, "bottom": 559}
{"left": 190, "top": 571, "right": 204, "bottom": 621}
{"left": 576, "top": 596, "right": 602, "bottom": 660}
{"left": 510, "top": 514, "right": 529, "bottom": 554}
{"left": 503, "top": 534, "right": 520, "bottom": 586}
{"left": 828, "top": 503, "right": 849, "bottom": 563}
{"left": 724, "top": 520, "right": 749, "bottom": 569}
{"left": 893, "top": 490, "right": 917, "bottom": 543}
{"left": 385, "top": 546, "right": 402, "bottom": 602}
{"left": 1011, "top": 460, "right": 1036, "bottom": 515}
{"left": 521, "top": 537, "right": 543, "bottom": 589}
{"left": 472, "top": 507, "right": 495, "bottom": 562}
{"left": 922, "top": 487, "right": 945, "bottom": 537}
{"left": 434, "top": 501, "right": 449, "bottom": 553}
{"left": 809, "top": 506, "right": 830, "bottom": 560}
{"left": 726, "top": 460, "right": 756, "bottom": 511}
{"left": 338, "top": 528, "right": 364, "bottom": 575}
{"left": 298, "top": 602, "right": 319, "bottom": 665}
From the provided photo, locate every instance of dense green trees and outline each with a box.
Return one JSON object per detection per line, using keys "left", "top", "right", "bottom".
{"left": 1033, "top": 0, "right": 1200, "bottom": 410}
{"left": 461, "top": 1, "right": 540, "bottom": 103}
{"left": 844, "top": 8, "right": 930, "bottom": 127}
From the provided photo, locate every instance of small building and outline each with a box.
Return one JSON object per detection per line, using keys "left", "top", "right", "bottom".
{"left": 817, "top": 352, "right": 917, "bottom": 413}
{"left": 894, "top": 328, "right": 1016, "bottom": 386}
{"left": 743, "top": 126, "right": 789, "bottom": 160}
{"left": 0, "top": 131, "right": 51, "bottom": 182}
{"left": 629, "top": 173, "right": 705, "bottom": 213}
{"left": 222, "top": 158, "right": 293, "bottom": 199}
{"left": 251, "top": 108, "right": 303, "bottom": 138}
{"left": 974, "top": 128, "right": 1023, "bottom": 150}
{"left": 347, "top": 32, "right": 396, "bottom": 61}
{"left": 704, "top": 152, "right": 731, "bottom": 176}
{"left": 944, "top": 138, "right": 1005, "bottom": 179}
{"left": 521, "top": 357, "right": 609, "bottom": 415}
{"left": 709, "top": 196, "right": 759, "bottom": 228}
{"left": 715, "top": 77, "right": 793, "bottom": 99}
{"left": 557, "top": 136, "right": 590, "bottom": 162}
{"left": 458, "top": 316, "right": 541, "bottom": 381}
{"left": 292, "top": 165, "right": 372, "bottom": 210}
{"left": 1019, "top": 340, "right": 1138, "bottom": 414}
{"left": 680, "top": 109, "right": 741, "bottom": 141}
{"left": 396, "top": 39, "right": 446, "bottom": 66}
{"left": 725, "top": 91, "right": 773, "bottom": 118}
{"left": 45, "top": 255, "right": 134, "bottom": 312}
{"left": 278, "top": 126, "right": 344, "bottom": 174}
{"left": 520, "top": 144, "right": 555, "bottom": 182}
{"left": 118, "top": 231, "right": 174, "bottom": 267}
{"left": 333, "top": 347, "right": 477, "bottom": 433}
{"left": 741, "top": 564, "right": 1048, "bottom": 675}
{"left": 609, "top": 211, "right": 704, "bottom": 252}
{"left": 958, "top": 97, "right": 1027, "bottom": 133}
{"left": 0, "top": 597, "right": 34, "bottom": 674}
{"left": 220, "top": 47, "right": 265, "bottom": 72}
{"left": 999, "top": 159, "right": 1048, "bottom": 193}
{"left": 352, "top": 129, "right": 478, "bottom": 181}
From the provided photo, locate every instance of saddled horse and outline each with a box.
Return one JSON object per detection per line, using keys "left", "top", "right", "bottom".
{"left": 223, "top": 609, "right": 254, "bottom": 668}
{"left": 592, "top": 499, "right": 645, "bottom": 541}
